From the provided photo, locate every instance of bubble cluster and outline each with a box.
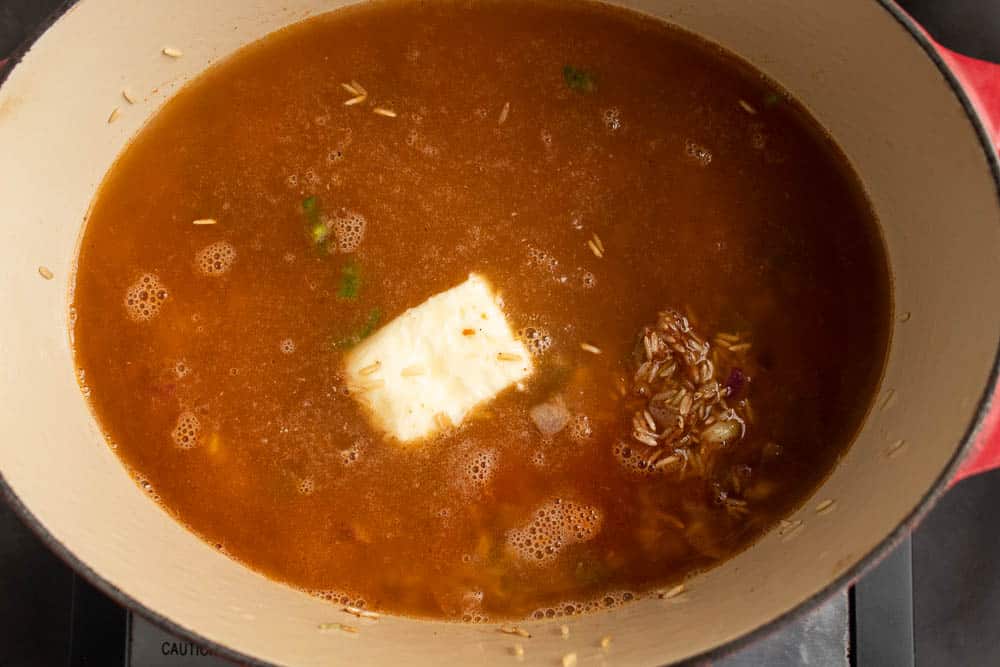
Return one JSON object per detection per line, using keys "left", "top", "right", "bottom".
{"left": 453, "top": 589, "right": 489, "bottom": 623}
{"left": 467, "top": 450, "right": 496, "bottom": 487}
{"left": 124, "top": 273, "right": 168, "bottom": 322}
{"left": 327, "top": 149, "right": 345, "bottom": 164}
{"left": 580, "top": 270, "right": 596, "bottom": 289}
{"left": 311, "top": 590, "right": 367, "bottom": 608}
{"left": 529, "top": 591, "right": 636, "bottom": 620}
{"left": 135, "top": 475, "right": 162, "bottom": 503}
{"left": 506, "top": 499, "right": 603, "bottom": 565}
{"left": 195, "top": 241, "right": 236, "bottom": 277}
{"left": 297, "top": 478, "right": 315, "bottom": 495}
{"left": 568, "top": 414, "right": 592, "bottom": 441}
{"left": 340, "top": 439, "right": 365, "bottom": 466}
{"left": 171, "top": 411, "right": 201, "bottom": 449}
{"left": 527, "top": 245, "right": 559, "bottom": 274}
{"left": 174, "top": 360, "right": 190, "bottom": 379}
{"left": 280, "top": 338, "right": 296, "bottom": 355}
{"left": 453, "top": 445, "right": 497, "bottom": 494}
{"left": 461, "top": 612, "right": 490, "bottom": 623}
{"left": 685, "top": 140, "right": 713, "bottom": 166}
{"left": 518, "top": 326, "right": 553, "bottom": 356}
{"left": 332, "top": 210, "right": 367, "bottom": 253}
{"left": 540, "top": 129, "right": 554, "bottom": 147}
{"left": 613, "top": 441, "right": 659, "bottom": 476}
{"left": 602, "top": 107, "right": 622, "bottom": 132}
{"left": 531, "top": 449, "right": 547, "bottom": 467}
{"left": 285, "top": 173, "right": 299, "bottom": 188}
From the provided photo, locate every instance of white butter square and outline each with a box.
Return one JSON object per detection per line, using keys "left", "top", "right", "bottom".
{"left": 344, "top": 274, "right": 533, "bottom": 442}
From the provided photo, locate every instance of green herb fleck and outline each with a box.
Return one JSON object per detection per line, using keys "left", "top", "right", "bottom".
{"left": 337, "top": 259, "right": 362, "bottom": 300}
{"left": 763, "top": 91, "right": 781, "bottom": 108}
{"left": 310, "top": 223, "right": 329, "bottom": 244}
{"left": 333, "top": 308, "right": 381, "bottom": 349}
{"left": 302, "top": 195, "right": 329, "bottom": 245}
{"left": 303, "top": 195, "right": 319, "bottom": 222}
{"left": 357, "top": 308, "right": 380, "bottom": 338}
{"left": 563, "top": 65, "right": 596, "bottom": 93}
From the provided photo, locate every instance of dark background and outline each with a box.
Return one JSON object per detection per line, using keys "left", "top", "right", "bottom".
{"left": 2, "top": 1, "right": 1000, "bottom": 665}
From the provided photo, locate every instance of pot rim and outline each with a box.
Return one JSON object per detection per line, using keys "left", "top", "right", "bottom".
{"left": 1, "top": 1, "right": 997, "bottom": 665}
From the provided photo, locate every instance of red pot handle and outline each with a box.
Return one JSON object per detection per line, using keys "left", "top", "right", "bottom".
{"left": 924, "top": 40, "right": 1000, "bottom": 483}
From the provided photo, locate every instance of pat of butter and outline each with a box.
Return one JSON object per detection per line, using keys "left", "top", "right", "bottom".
{"left": 344, "top": 274, "right": 532, "bottom": 442}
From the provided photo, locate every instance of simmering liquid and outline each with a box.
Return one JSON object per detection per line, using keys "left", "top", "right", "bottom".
{"left": 72, "top": 0, "right": 891, "bottom": 621}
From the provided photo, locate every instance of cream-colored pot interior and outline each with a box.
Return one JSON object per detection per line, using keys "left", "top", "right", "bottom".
{"left": 1, "top": 1, "right": 999, "bottom": 665}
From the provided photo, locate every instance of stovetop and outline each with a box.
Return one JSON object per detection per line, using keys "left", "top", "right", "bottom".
{"left": 2, "top": 1, "right": 1000, "bottom": 665}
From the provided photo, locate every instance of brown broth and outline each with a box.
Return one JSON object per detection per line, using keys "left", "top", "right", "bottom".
{"left": 72, "top": 0, "right": 891, "bottom": 621}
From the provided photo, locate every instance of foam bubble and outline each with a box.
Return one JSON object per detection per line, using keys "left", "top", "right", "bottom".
{"left": 340, "top": 439, "right": 365, "bottom": 466}
{"left": 685, "top": 140, "right": 713, "bottom": 166}
{"left": 602, "top": 108, "right": 622, "bottom": 132}
{"left": 311, "top": 590, "right": 367, "bottom": 608}
{"left": 171, "top": 411, "right": 201, "bottom": 449}
{"left": 453, "top": 446, "right": 497, "bottom": 494}
{"left": 540, "top": 129, "right": 554, "bottom": 147}
{"left": 280, "top": 338, "right": 296, "bottom": 355}
{"left": 461, "top": 613, "right": 490, "bottom": 624}
{"left": 568, "top": 414, "right": 592, "bottom": 441}
{"left": 174, "top": 360, "right": 190, "bottom": 379}
{"left": 124, "top": 273, "right": 168, "bottom": 322}
{"left": 195, "top": 241, "right": 236, "bottom": 277}
{"left": 527, "top": 246, "right": 559, "bottom": 274}
{"left": 580, "top": 270, "right": 596, "bottom": 289}
{"left": 518, "top": 327, "right": 553, "bottom": 356}
{"left": 527, "top": 591, "right": 639, "bottom": 621}
{"left": 613, "top": 441, "right": 658, "bottom": 476}
{"left": 529, "top": 591, "right": 636, "bottom": 620}
{"left": 332, "top": 210, "right": 367, "bottom": 253}
{"left": 506, "top": 499, "right": 603, "bottom": 565}
{"left": 136, "top": 477, "right": 161, "bottom": 503}
{"left": 285, "top": 174, "right": 299, "bottom": 188}
{"left": 467, "top": 450, "right": 496, "bottom": 487}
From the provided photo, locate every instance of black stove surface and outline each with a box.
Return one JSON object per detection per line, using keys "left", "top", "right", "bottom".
{"left": 2, "top": 1, "right": 999, "bottom": 665}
